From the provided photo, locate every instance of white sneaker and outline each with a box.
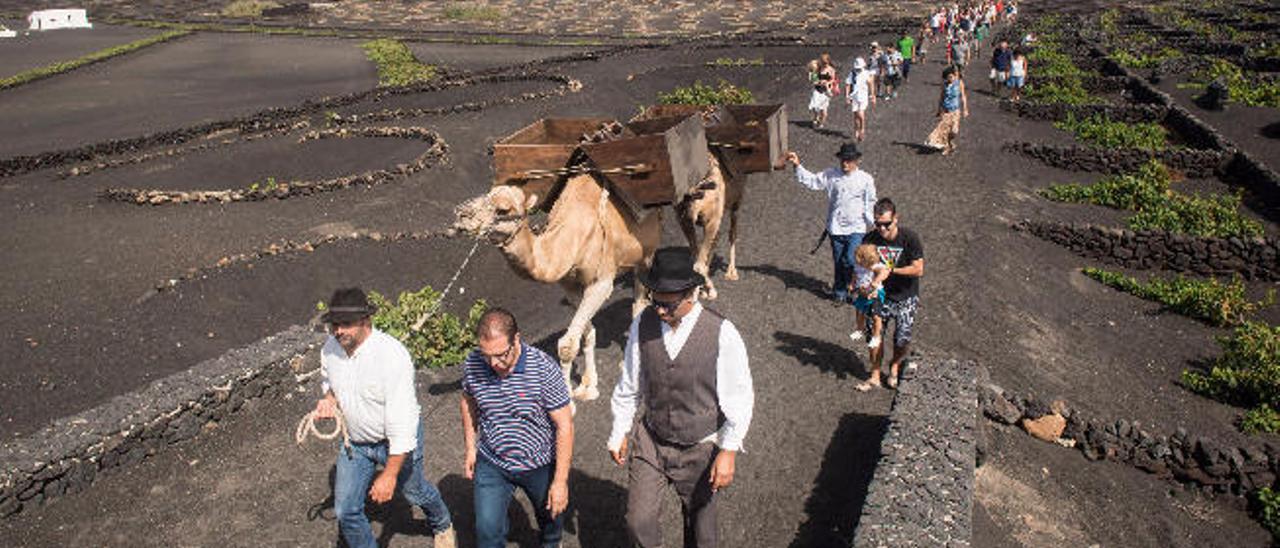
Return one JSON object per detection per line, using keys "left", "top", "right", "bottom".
{"left": 849, "top": 330, "right": 865, "bottom": 342}
{"left": 867, "top": 335, "right": 882, "bottom": 348}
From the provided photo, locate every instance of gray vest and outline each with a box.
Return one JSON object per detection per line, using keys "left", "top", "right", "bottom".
{"left": 638, "top": 306, "right": 724, "bottom": 445}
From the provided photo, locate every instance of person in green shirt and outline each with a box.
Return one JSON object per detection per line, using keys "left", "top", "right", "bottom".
{"left": 898, "top": 33, "right": 915, "bottom": 81}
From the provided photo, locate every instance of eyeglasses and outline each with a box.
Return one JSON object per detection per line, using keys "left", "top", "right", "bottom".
{"left": 651, "top": 296, "right": 687, "bottom": 314}
{"left": 482, "top": 342, "right": 516, "bottom": 365}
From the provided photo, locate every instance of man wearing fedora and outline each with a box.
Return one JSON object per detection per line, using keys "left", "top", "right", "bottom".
{"left": 314, "top": 287, "right": 456, "bottom": 548}
{"left": 608, "top": 247, "right": 754, "bottom": 548}
{"left": 785, "top": 143, "right": 878, "bottom": 305}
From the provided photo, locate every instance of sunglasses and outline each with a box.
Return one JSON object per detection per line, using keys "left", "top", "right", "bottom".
{"left": 874, "top": 219, "right": 895, "bottom": 229}
{"left": 651, "top": 297, "right": 687, "bottom": 314}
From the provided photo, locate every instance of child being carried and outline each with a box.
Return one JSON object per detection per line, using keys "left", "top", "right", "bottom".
{"left": 849, "top": 243, "right": 890, "bottom": 348}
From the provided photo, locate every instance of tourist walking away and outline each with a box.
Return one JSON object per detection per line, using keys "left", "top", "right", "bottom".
{"left": 898, "top": 31, "right": 916, "bottom": 81}
{"left": 608, "top": 247, "right": 755, "bottom": 548}
{"left": 845, "top": 57, "right": 876, "bottom": 141}
{"left": 1008, "top": 47, "right": 1027, "bottom": 102}
{"left": 850, "top": 242, "right": 890, "bottom": 350}
{"left": 926, "top": 65, "right": 969, "bottom": 155}
{"left": 856, "top": 199, "right": 925, "bottom": 392}
{"left": 315, "top": 287, "right": 456, "bottom": 548}
{"left": 460, "top": 307, "right": 574, "bottom": 548}
{"left": 785, "top": 143, "right": 877, "bottom": 303}
{"left": 990, "top": 40, "right": 1012, "bottom": 95}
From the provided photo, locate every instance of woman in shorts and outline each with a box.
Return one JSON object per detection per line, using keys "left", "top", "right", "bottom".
{"left": 1007, "top": 48, "right": 1027, "bottom": 102}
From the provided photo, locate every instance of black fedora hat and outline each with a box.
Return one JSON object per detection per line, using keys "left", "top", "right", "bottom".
{"left": 321, "top": 287, "right": 377, "bottom": 324}
{"left": 835, "top": 142, "right": 863, "bottom": 161}
{"left": 638, "top": 247, "right": 705, "bottom": 294}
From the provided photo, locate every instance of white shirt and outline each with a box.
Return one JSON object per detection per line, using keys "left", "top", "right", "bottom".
{"left": 608, "top": 303, "right": 754, "bottom": 452}
{"left": 321, "top": 329, "right": 420, "bottom": 454}
{"left": 845, "top": 69, "right": 873, "bottom": 102}
{"left": 794, "top": 164, "right": 877, "bottom": 236}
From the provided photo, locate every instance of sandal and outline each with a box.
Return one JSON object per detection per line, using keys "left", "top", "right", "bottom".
{"left": 855, "top": 379, "right": 882, "bottom": 392}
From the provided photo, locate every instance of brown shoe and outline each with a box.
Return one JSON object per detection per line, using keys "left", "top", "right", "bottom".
{"left": 434, "top": 525, "right": 457, "bottom": 548}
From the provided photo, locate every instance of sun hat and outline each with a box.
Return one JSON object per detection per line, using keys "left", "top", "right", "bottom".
{"left": 854, "top": 57, "right": 867, "bottom": 70}
{"left": 835, "top": 142, "right": 863, "bottom": 161}
{"left": 638, "top": 247, "right": 705, "bottom": 294}
{"left": 321, "top": 287, "right": 378, "bottom": 324}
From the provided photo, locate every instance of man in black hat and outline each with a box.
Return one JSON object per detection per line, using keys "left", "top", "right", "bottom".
{"left": 607, "top": 247, "right": 754, "bottom": 548}
{"left": 314, "top": 287, "right": 456, "bottom": 548}
{"left": 785, "top": 143, "right": 878, "bottom": 304}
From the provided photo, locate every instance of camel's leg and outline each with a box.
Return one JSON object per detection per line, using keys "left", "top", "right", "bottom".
{"left": 697, "top": 213, "right": 723, "bottom": 300}
{"left": 724, "top": 207, "right": 740, "bottom": 281}
{"left": 578, "top": 324, "right": 599, "bottom": 401}
{"left": 558, "top": 286, "right": 584, "bottom": 413}
{"left": 558, "top": 277, "right": 613, "bottom": 401}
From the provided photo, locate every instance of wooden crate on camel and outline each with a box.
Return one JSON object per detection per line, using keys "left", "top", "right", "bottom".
{"left": 491, "top": 114, "right": 711, "bottom": 215}
{"left": 634, "top": 103, "right": 788, "bottom": 179}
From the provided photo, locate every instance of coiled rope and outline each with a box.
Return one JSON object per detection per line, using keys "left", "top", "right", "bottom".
{"left": 295, "top": 409, "right": 351, "bottom": 452}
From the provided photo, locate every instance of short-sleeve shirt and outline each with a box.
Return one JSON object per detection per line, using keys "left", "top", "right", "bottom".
{"left": 461, "top": 343, "right": 571, "bottom": 473}
{"left": 992, "top": 48, "right": 1013, "bottom": 71}
{"left": 898, "top": 36, "right": 915, "bottom": 59}
{"left": 862, "top": 227, "right": 924, "bottom": 302}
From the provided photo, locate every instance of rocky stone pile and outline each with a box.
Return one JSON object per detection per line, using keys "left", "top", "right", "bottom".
{"left": 1013, "top": 219, "right": 1280, "bottom": 281}
{"left": 1003, "top": 141, "right": 1230, "bottom": 178}
{"left": 999, "top": 100, "right": 1167, "bottom": 123}
{"left": 979, "top": 373, "right": 1279, "bottom": 497}
{"left": 853, "top": 359, "right": 976, "bottom": 547}
{"left": 0, "top": 327, "right": 323, "bottom": 519}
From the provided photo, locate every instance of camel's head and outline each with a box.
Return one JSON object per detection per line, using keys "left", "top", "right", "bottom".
{"left": 452, "top": 185, "right": 539, "bottom": 246}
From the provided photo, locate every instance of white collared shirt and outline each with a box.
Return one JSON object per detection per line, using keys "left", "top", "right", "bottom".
{"left": 321, "top": 329, "right": 420, "bottom": 454}
{"left": 794, "top": 165, "right": 877, "bottom": 236}
{"left": 608, "top": 303, "right": 754, "bottom": 452}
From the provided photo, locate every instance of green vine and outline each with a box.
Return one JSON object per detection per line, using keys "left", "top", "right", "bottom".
{"left": 1082, "top": 268, "right": 1273, "bottom": 327}
{"left": 657, "top": 80, "right": 754, "bottom": 106}
{"left": 359, "top": 38, "right": 437, "bottom": 88}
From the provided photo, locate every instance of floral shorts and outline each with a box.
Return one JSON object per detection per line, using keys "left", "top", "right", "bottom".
{"left": 865, "top": 295, "right": 919, "bottom": 347}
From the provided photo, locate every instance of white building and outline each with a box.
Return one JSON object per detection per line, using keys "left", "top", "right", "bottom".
{"left": 28, "top": 9, "right": 93, "bottom": 30}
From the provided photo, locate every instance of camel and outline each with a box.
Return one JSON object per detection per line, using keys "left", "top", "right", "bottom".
{"left": 453, "top": 173, "right": 661, "bottom": 401}
{"left": 677, "top": 151, "right": 744, "bottom": 301}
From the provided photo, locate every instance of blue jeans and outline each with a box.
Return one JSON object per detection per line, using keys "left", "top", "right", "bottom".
{"left": 830, "top": 232, "right": 864, "bottom": 302}
{"left": 334, "top": 421, "right": 451, "bottom": 548}
{"left": 474, "top": 456, "right": 563, "bottom": 548}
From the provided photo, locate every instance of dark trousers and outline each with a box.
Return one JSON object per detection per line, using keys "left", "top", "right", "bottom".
{"left": 474, "top": 457, "right": 563, "bottom": 548}
{"left": 626, "top": 424, "right": 719, "bottom": 548}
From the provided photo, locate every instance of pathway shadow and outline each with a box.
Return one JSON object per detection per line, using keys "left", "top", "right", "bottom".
{"left": 531, "top": 298, "right": 635, "bottom": 384}
{"left": 774, "top": 330, "right": 868, "bottom": 379}
{"left": 309, "top": 463, "right": 439, "bottom": 547}
{"left": 738, "top": 264, "right": 829, "bottom": 300}
{"left": 789, "top": 119, "right": 850, "bottom": 139}
{"left": 787, "top": 412, "right": 890, "bottom": 548}
{"left": 891, "top": 140, "right": 940, "bottom": 155}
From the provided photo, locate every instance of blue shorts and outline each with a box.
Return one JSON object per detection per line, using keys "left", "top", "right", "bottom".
{"left": 852, "top": 287, "right": 886, "bottom": 314}
{"left": 1006, "top": 75, "right": 1025, "bottom": 88}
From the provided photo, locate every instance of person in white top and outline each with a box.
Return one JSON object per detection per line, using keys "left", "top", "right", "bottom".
{"left": 785, "top": 143, "right": 878, "bottom": 304}
{"left": 314, "top": 287, "right": 456, "bottom": 548}
{"left": 608, "top": 248, "right": 754, "bottom": 548}
{"left": 845, "top": 57, "right": 876, "bottom": 142}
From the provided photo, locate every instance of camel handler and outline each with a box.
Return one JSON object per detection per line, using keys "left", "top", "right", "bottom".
{"left": 313, "top": 287, "right": 456, "bottom": 548}
{"left": 608, "top": 247, "right": 755, "bottom": 548}
{"left": 459, "top": 307, "right": 575, "bottom": 548}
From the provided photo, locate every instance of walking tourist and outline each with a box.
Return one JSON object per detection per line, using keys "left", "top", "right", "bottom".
{"left": 845, "top": 57, "right": 876, "bottom": 141}
{"left": 898, "top": 30, "right": 916, "bottom": 81}
{"left": 785, "top": 144, "right": 877, "bottom": 303}
{"left": 808, "top": 54, "right": 839, "bottom": 128}
{"left": 990, "top": 40, "right": 1013, "bottom": 95}
{"left": 459, "top": 307, "right": 574, "bottom": 548}
{"left": 855, "top": 199, "right": 925, "bottom": 392}
{"left": 884, "top": 45, "right": 904, "bottom": 99}
{"left": 1008, "top": 48, "right": 1028, "bottom": 102}
{"left": 926, "top": 65, "right": 969, "bottom": 155}
{"left": 608, "top": 247, "right": 755, "bottom": 548}
{"left": 314, "top": 287, "right": 456, "bottom": 548}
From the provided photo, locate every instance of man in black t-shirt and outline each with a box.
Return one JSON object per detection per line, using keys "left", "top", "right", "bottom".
{"left": 856, "top": 198, "right": 924, "bottom": 391}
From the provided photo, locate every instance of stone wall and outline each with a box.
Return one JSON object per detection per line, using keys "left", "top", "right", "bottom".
{"left": 1002, "top": 142, "right": 1231, "bottom": 178}
{"left": 0, "top": 326, "right": 324, "bottom": 519}
{"left": 1013, "top": 219, "right": 1280, "bottom": 281}
{"left": 978, "top": 371, "right": 1278, "bottom": 496}
{"left": 853, "top": 359, "right": 975, "bottom": 548}
{"left": 999, "top": 100, "right": 1167, "bottom": 123}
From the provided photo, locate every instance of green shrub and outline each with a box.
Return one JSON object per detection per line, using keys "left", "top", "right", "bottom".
{"left": 1024, "top": 79, "right": 1098, "bottom": 105}
{"left": 1042, "top": 160, "right": 1264, "bottom": 238}
{"left": 0, "top": 30, "right": 189, "bottom": 91}
{"left": 1082, "top": 267, "right": 1273, "bottom": 327}
{"left": 657, "top": 80, "right": 754, "bottom": 106}
{"left": 1242, "top": 404, "right": 1280, "bottom": 435}
{"left": 1111, "top": 47, "right": 1182, "bottom": 69}
{"left": 1251, "top": 487, "right": 1280, "bottom": 541}
{"left": 221, "top": 0, "right": 279, "bottom": 18}
{"left": 367, "top": 286, "right": 487, "bottom": 368}
{"left": 359, "top": 39, "right": 436, "bottom": 87}
{"left": 1192, "top": 58, "right": 1280, "bottom": 108}
{"left": 442, "top": 3, "right": 504, "bottom": 22}
{"left": 1053, "top": 113, "right": 1168, "bottom": 150}
{"left": 1182, "top": 321, "right": 1280, "bottom": 411}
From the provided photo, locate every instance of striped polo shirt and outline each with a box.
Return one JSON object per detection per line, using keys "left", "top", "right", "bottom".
{"left": 461, "top": 343, "right": 570, "bottom": 473}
